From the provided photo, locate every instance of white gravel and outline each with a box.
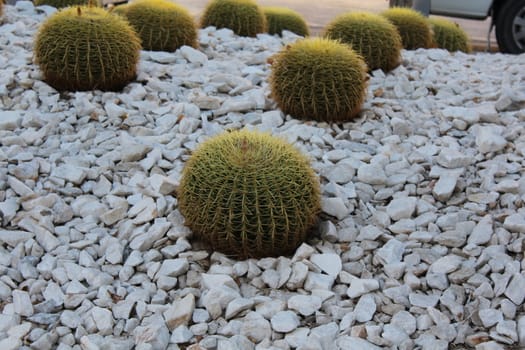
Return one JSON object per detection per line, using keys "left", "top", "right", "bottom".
{"left": 1, "top": 1, "right": 525, "bottom": 349}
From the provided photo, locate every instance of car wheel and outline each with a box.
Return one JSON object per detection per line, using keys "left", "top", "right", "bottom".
{"left": 495, "top": 0, "right": 525, "bottom": 53}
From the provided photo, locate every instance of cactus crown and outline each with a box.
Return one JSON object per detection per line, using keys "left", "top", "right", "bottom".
{"left": 324, "top": 11, "right": 402, "bottom": 72}
{"left": 269, "top": 37, "right": 368, "bottom": 122}
{"left": 381, "top": 7, "right": 433, "bottom": 49}
{"left": 118, "top": 0, "right": 198, "bottom": 52}
{"left": 178, "top": 129, "right": 321, "bottom": 259}
{"left": 34, "top": 6, "right": 141, "bottom": 91}
{"left": 263, "top": 6, "right": 309, "bottom": 37}
{"left": 429, "top": 17, "right": 471, "bottom": 52}
{"left": 201, "top": 0, "right": 266, "bottom": 37}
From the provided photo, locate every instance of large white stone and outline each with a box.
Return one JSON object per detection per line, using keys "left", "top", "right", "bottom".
{"left": 310, "top": 253, "right": 342, "bottom": 278}
{"left": 386, "top": 197, "right": 417, "bottom": 220}
{"left": 0, "top": 111, "right": 22, "bottom": 130}
{"left": 476, "top": 126, "right": 507, "bottom": 154}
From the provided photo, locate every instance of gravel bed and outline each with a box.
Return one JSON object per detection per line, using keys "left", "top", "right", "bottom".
{"left": 1, "top": 2, "right": 525, "bottom": 349}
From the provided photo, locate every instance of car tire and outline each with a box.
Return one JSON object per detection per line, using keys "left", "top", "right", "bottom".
{"left": 495, "top": 0, "right": 525, "bottom": 53}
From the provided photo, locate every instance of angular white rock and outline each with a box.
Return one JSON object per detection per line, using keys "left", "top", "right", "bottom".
{"left": 354, "top": 294, "right": 376, "bottom": 322}
{"left": 271, "top": 311, "right": 300, "bottom": 333}
{"left": 321, "top": 197, "right": 350, "bottom": 220}
{"left": 288, "top": 295, "right": 322, "bottom": 316}
{"left": 164, "top": 294, "right": 195, "bottom": 331}
{"left": 386, "top": 197, "right": 417, "bottom": 220}
{"left": 0, "top": 111, "right": 22, "bottom": 130}
{"left": 180, "top": 45, "right": 208, "bottom": 65}
{"left": 476, "top": 126, "right": 507, "bottom": 154}
{"left": 347, "top": 278, "right": 380, "bottom": 299}
{"left": 310, "top": 253, "right": 342, "bottom": 278}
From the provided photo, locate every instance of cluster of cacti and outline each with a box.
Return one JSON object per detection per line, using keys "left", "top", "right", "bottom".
{"left": 269, "top": 37, "right": 368, "bottom": 122}
{"left": 34, "top": 0, "right": 95, "bottom": 8}
{"left": 263, "top": 6, "right": 309, "bottom": 37}
{"left": 201, "top": 0, "right": 266, "bottom": 37}
{"left": 34, "top": 6, "right": 141, "bottom": 91}
{"left": 429, "top": 17, "right": 471, "bottom": 53}
{"left": 114, "top": 0, "right": 197, "bottom": 52}
{"left": 178, "top": 129, "right": 321, "bottom": 259}
{"left": 381, "top": 7, "right": 433, "bottom": 49}
{"left": 324, "top": 12, "right": 402, "bottom": 72}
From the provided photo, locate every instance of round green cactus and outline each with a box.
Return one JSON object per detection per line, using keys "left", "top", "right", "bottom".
{"left": 429, "top": 17, "right": 471, "bottom": 52}
{"left": 117, "top": 0, "right": 198, "bottom": 52}
{"left": 201, "top": 0, "right": 266, "bottom": 37}
{"left": 34, "top": 0, "right": 96, "bottom": 9}
{"left": 324, "top": 12, "right": 402, "bottom": 72}
{"left": 34, "top": 6, "right": 141, "bottom": 91}
{"left": 381, "top": 7, "right": 433, "bottom": 49}
{"left": 263, "top": 6, "right": 309, "bottom": 37}
{"left": 178, "top": 130, "right": 321, "bottom": 259}
{"left": 269, "top": 37, "right": 368, "bottom": 122}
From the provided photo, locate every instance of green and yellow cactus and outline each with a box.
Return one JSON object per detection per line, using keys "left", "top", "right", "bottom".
{"left": 269, "top": 37, "right": 368, "bottom": 122}
{"left": 263, "top": 6, "right": 309, "bottom": 37}
{"left": 34, "top": 5, "right": 141, "bottom": 91}
{"left": 324, "top": 12, "right": 402, "bottom": 72}
{"left": 34, "top": 0, "right": 97, "bottom": 9}
{"left": 381, "top": 7, "right": 433, "bottom": 49}
{"left": 178, "top": 129, "right": 321, "bottom": 259}
{"left": 201, "top": 0, "right": 266, "bottom": 37}
{"left": 116, "top": 0, "right": 197, "bottom": 52}
{"left": 429, "top": 17, "right": 471, "bottom": 52}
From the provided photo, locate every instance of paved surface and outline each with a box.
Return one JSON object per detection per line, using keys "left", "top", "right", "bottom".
{"left": 175, "top": 0, "right": 497, "bottom": 51}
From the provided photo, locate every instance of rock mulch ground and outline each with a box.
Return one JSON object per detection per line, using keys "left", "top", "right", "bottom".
{"left": 0, "top": 2, "right": 525, "bottom": 349}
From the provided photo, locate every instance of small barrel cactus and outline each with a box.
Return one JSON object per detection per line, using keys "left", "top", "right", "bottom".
{"left": 34, "top": 6, "right": 141, "bottom": 91}
{"left": 263, "top": 6, "right": 309, "bottom": 37}
{"left": 116, "top": 0, "right": 198, "bottom": 52}
{"left": 34, "top": 0, "right": 96, "bottom": 8}
{"left": 178, "top": 129, "right": 321, "bottom": 259}
{"left": 201, "top": 0, "right": 266, "bottom": 37}
{"left": 324, "top": 12, "right": 402, "bottom": 72}
{"left": 429, "top": 17, "right": 471, "bottom": 52}
{"left": 269, "top": 37, "right": 368, "bottom": 122}
{"left": 381, "top": 7, "right": 433, "bottom": 49}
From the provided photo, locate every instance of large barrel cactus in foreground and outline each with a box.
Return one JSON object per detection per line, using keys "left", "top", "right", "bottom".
{"left": 34, "top": 6, "right": 141, "bottom": 91}
{"left": 324, "top": 12, "right": 402, "bottom": 72}
{"left": 178, "top": 130, "right": 321, "bottom": 259}
{"left": 201, "top": 0, "right": 266, "bottom": 37}
{"left": 263, "top": 6, "right": 309, "bottom": 37}
{"left": 381, "top": 7, "right": 433, "bottom": 49}
{"left": 429, "top": 17, "right": 471, "bottom": 52}
{"left": 269, "top": 37, "right": 368, "bottom": 122}
{"left": 115, "top": 0, "right": 198, "bottom": 52}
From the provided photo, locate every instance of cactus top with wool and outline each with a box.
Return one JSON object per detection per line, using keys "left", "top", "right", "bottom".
{"left": 178, "top": 130, "right": 321, "bottom": 259}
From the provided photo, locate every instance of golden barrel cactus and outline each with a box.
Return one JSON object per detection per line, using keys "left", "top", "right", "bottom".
{"left": 381, "top": 7, "right": 433, "bottom": 49}
{"left": 34, "top": 6, "right": 141, "bottom": 91}
{"left": 201, "top": 0, "right": 266, "bottom": 37}
{"left": 324, "top": 12, "right": 402, "bottom": 72}
{"left": 263, "top": 6, "right": 309, "bottom": 37}
{"left": 178, "top": 130, "right": 321, "bottom": 259}
{"left": 430, "top": 17, "right": 471, "bottom": 52}
{"left": 269, "top": 37, "right": 368, "bottom": 122}
{"left": 116, "top": 0, "right": 198, "bottom": 52}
